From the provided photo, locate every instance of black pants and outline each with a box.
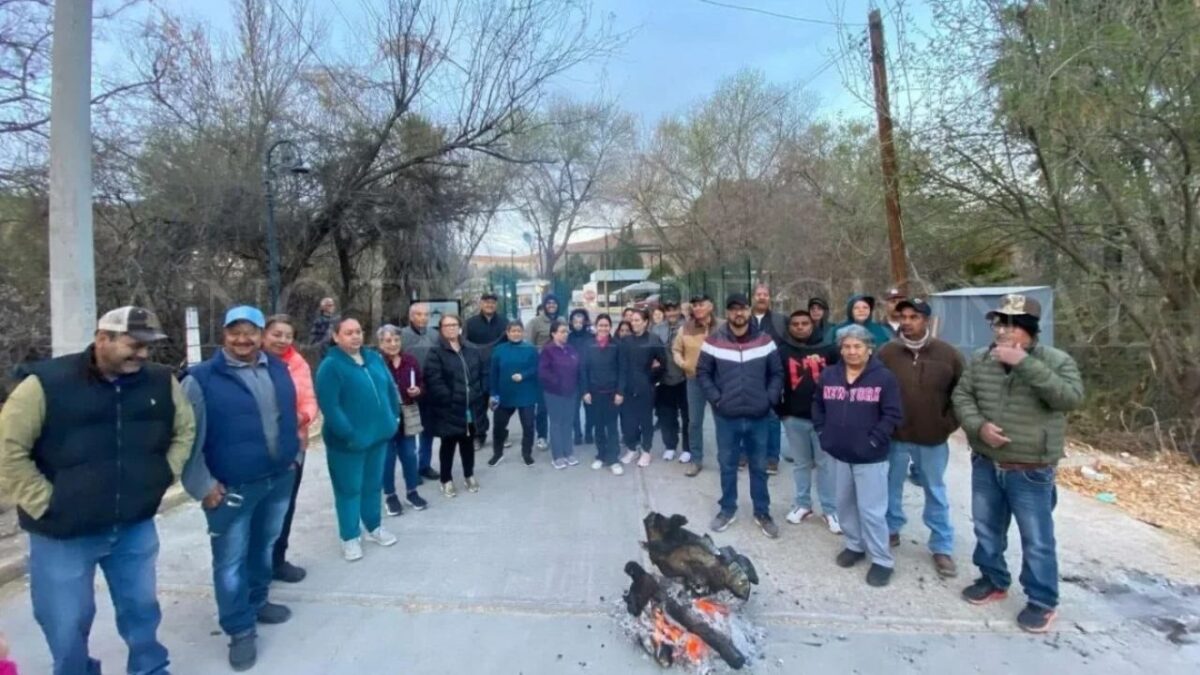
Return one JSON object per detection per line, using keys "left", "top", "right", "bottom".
{"left": 620, "top": 393, "right": 655, "bottom": 452}
{"left": 272, "top": 457, "right": 304, "bottom": 569}
{"left": 655, "top": 381, "right": 690, "bottom": 451}
{"left": 535, "top": 393, "right": 548, "bottom": 440}
{"left": 573, "top": 394, "right": 594, "bottom": 441}
{"left": 493, "top": 405, "right": 535, "bottom": 458}
{"left": 439, "top": 434, "right": 475, "bottom": 482}
{"left": 475, "top": 408, "right": 491, "bottom": 444}
{"left": 590, "top": 393, "right": 620, "bottom": 464}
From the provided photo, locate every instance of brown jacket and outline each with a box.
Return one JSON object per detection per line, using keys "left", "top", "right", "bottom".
{"left": 672, "top": 316, "right": 721, "bottom": 378}
{"left": 878, "top": 337, "right": 964, "bottom": 445}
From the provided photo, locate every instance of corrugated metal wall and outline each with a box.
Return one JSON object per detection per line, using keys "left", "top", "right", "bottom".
{"left": 929, "top": 286, "right": 1055, "bottom": 355}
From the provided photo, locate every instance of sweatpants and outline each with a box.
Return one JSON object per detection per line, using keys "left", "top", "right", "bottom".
{"left": 544, "top": 392, "right": 577, "bottom": 460}
{"left": 654, "top": 381, "right": 689, "bottom": 451}
{"left": 590, "top": 393, "right": 620, "bottom": 465}
{"left": 493, "top": 405, "right": 534, "bottom": 459}
{"left": 620, "top": 394, "right": 655, "bottom": 452}
{"left": 834, "top": 458, "right": 893, "bottom": 568}
{"left": 439, "top": 434, "right": 475, "bottom": 483}
{"left": 326, "top": 442, "right": 387, "bottom": 542}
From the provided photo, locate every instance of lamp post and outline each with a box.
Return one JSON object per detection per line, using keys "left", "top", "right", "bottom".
{"left": 264, "top": 139, "right": 310, "bottom": 313}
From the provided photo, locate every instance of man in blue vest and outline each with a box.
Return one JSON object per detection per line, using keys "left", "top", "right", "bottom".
{"left": 181, "top": 306, "right": 299, "bottom": 671}
{"left": 0, "top": 306, "right": 196, "bottom": 675}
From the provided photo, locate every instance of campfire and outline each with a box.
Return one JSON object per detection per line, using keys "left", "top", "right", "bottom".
{"left": 620, "top": 513, "right": 764, "bottom": 671}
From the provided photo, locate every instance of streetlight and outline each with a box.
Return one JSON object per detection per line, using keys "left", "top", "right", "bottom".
{"left": 264, "top": 139, "right": 310, "bottom": 313}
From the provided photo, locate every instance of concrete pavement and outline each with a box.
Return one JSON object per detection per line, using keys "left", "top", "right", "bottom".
{"left": 2, "top": 423, "right": 1199, "bottom": 673}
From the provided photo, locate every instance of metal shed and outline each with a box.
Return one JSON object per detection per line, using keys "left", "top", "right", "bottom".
{"left": 929, "top": 285, "right": 1055, "bottom": 354}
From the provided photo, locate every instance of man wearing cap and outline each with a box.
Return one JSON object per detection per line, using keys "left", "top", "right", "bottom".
{"left": 696, "top": 293, "right": 784, "bottom": 539}
{"left": 952, "top": 294, "right": 1083, "bottom": 633}
{"left": 0, "top": 306, "right": 196, "bottom": 675}
{"left": 651, "top": 298, "right": 689, "bottom": 461}
{"left": 883, "top": 288, "right": 906, "bottom": 336}
{"left": 181, "top": 305, "right": 300, "bottom": 670}
{"left": 671, "top": 293, "right": 720, "bottom": 476}
{"left": 877, "top": 299, "right": 964, "bottom": 577}
{"left": 466, "top": 292, "right": 507, "bottom": 449}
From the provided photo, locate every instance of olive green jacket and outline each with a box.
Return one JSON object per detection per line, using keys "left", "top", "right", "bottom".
{"left": 951, "top": 343, "right": 1084, "bottom": 465}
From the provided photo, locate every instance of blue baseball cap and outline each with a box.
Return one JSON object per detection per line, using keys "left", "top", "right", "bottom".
{"left": 223, "top": 305, "right": 266, "bottom": 329}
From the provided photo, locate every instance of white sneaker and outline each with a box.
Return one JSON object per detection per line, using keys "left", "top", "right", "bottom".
{"left": 663, "top": 450, "right": 676, "bottom": 461}
{"left": 591, "top": 459, "right": 604, "bottom": 470}
{"left": 535, "top": 438, "right": 548, "bottom": 451}
{"left": 552, "top": 459, "right": 567, "bottom": 470}
{"left": 637, "top": 451, "right": 652, "bottom": 468}
{"left": 342, "top": 538, "right": 363, "bottom": 562}
{"left": 620, "top": 450, "right": 637, "bottom": 465}
{"left": 566, "top": 456, "right": 580, "bottom": 466}
{"left": 365, "top": 527, "right": 398, "bottom": 547}
{"left": 786, "top": 506, "right": 813, "bottom": 525}
{"left": 611, "top": 463, "right": 625, "bottom": 476}
{"left": 825, "top": 513, "right": 842, "bottom": 534}
{"left": 678, "top": 451, "right": 693, "bottom": 464}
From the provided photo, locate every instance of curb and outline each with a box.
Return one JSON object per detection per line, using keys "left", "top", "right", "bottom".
{"left": 0, "top": 485, "right": 195, "bottom": 589}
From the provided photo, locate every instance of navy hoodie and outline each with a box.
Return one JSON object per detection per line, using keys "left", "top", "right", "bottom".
{"left": 812, "top": 356, "right": 903, "bottom": 464}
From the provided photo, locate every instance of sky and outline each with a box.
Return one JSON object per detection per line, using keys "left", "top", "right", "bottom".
{"left": 105, "top": 0, "right": 925, "bottom": 256}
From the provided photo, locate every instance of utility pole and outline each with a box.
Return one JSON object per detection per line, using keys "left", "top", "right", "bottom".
{"left": 49, "top": 0, "right": 96, "bottom": 356}
{"left": 868, "top": 8, "right": 910, "bottom": 295}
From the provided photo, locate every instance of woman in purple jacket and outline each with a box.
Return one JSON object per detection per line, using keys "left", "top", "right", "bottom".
{"left": 538, "top": 320, "right": 581, "bottom": 469}
{"left": 813, "top": 324, "right": 904, "bottom": 588}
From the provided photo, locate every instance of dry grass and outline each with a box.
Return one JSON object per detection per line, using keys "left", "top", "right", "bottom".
{"left": 1058, "top": 442, "right": 1200, "bottom": 544}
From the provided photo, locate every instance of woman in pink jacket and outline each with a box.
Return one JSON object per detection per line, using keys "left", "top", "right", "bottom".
{"left": 263, "top": 314, "right": 319, "bottom": 584}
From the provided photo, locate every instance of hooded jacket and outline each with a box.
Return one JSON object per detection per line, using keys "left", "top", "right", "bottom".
{"left": 807, "top": 298, "right": 831, "bottom": 343}
{"left": 489, "top": 339, "right": 540, "bottom": 408}
{"left": 878, "top": 336, "right": 964, "bottom": 445}
{"left": 695, "top": 322, "right": 783, "bottom": 419}
{"left": 566, "top": 309, "right": 595, "bottom": 355}
{"left": 812, "top": 356, "right": 903, "bottom": 464}
{"left": 315, "top": 347, "right": 400, "bottom": 453}
{"left": 525, "top": 294, "right": 563, "bottom": 350}
{"left": 825, "top": 294, "right": 895, "bottom": 347}
{"left": 776, "top": 329, "right": 839, "bottom": 420}
{"left": 618, "top": 331, "right": 667, "bottom": 400}
{"left": 424, "top": 338, "right": 488, "bottom": 438}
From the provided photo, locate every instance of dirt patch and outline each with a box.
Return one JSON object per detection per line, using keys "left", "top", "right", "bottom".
{"left": 1058, "top": 442, "right": 1200, "bottom": 544}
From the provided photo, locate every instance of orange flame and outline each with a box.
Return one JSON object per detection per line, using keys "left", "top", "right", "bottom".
{"left": 648, "top": 604, "right": 714, "bottom": 664}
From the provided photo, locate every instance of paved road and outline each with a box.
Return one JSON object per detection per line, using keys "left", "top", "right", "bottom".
{"left": 2, "top": 422, "right": 1199, "bottom": 673}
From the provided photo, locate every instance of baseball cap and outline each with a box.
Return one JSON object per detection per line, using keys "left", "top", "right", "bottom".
{"left": 97, "top": 306, "right": 168, "bottom": 342}
{"left": 689, "top": 292, "right": 712, "bottom": 304}
{"left": 223, "top": 305, "right": 266, "bottom": 329}
{"left": 660, "top": 298, "right": 679, "bottom": 309}
{"left": 480, "top": 292, "right": 498, "bottom": 301}
{"left": 725, "top": 293, "right": 749, "bottom": 309}
{"left": 885, "top": 287, "right": 906, "bottom": 301}
{"left": 895, "top": 298, "right": 932, "bottom": 317}
{"left": 986, "top": 294, "right": 1042, "bottom": 321}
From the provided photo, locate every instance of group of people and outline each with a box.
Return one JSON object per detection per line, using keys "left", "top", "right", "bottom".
{"left": 0, "top": 280, "right": 1083, "bottom": 674}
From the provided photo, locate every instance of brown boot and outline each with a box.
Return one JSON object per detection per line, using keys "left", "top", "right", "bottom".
{"left": 766, "top": 460, "right": 779, "bottom": 475}
{"left": 933, "top": 553, "right": 958, "bottom": 578}
{"left": 684, "top": 463, "right": 702, "bottom": 477}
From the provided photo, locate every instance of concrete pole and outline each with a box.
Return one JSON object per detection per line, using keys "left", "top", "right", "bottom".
{"left": 49, "top": 0, "right": 97, "bottom": 356}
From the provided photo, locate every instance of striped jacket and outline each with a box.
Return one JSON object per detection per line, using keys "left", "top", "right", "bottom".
{"left": 695, "top": 323, "right": 783, "bottom": 419}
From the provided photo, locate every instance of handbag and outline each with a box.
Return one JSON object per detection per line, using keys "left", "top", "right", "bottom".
{"left": 401, "top": 402, "right": 423, "bottom": 436}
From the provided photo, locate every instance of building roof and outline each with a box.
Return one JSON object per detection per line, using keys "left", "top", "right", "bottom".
{"left": 931, "top": 285, "right": 1050, "bottom": 297}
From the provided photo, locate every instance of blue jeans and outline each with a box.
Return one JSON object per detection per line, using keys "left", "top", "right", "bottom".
{"left": 29, "top": 519, "right": 168, "bottom": 675}
{"left": 418, "top": 429, "right": 435, "bottom": 472}
{"left": 206, "top": 468, "right": 296, "bottom": 636}
{"left": 887, "top": 441, "right": 953, "bottom": 554}
{"left": 971, "top": 453, "right": 1059, "bottom": 609}
{"left": 781, "top": 417, "right": 836, "bottom": 515}
{"left": 685, "top": 379, "right": 707, "bottom": 462}
{"left": 383, "top": 434, "right": 419, "bottom": 496}
{"left": 544, "top": 392, "right": 577, "bottom": 460}
{"left": 765, "top": 410, "right": 782, "bottom": 463}
{"left": 714, "top": 414, "right": 770, "bottom": 518}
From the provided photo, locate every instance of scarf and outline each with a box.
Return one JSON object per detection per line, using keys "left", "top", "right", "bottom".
{"left": 900, "top": 329, "right": 931, "bottom": 352}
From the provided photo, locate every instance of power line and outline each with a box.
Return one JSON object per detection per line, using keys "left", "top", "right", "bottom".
{"left": 267, "top": 0, "right": 370, "bottom": 120}
{"left": 692, "top": 0, "right": 866, "bottom": 27}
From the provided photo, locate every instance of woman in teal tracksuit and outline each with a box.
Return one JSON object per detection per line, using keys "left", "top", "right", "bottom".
{"left": 315, "top": 317, "right": 402, "bottom": 562}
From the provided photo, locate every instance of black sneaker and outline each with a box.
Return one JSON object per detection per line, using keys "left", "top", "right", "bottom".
{"left": 1016, "top": 604, "right": 1057, "bottom": 633}
{"left": 487, "top": 453, "right": 505, "bottom": 467}
{"left": 406, "top": 491, "right": 428, "bottom": 511}
{"left": 255, "top": 602, "right": 292, "bottom": 624}
{"left": 836, "top": 548, "right": 867, "bottom": 568}
{"left": 710, "top": 511, "right": 736, "bottom": 532}
{"left": 755, "top": 514, "right": 780, "bottom": 539}
{"left": 272, "top": 561, "right": 306, "bottom": 583}
{"left": 229, "top": 632, "right": 257, "bottom": 671}
{"left": 962, "top": 577, "right": 1008, "bottom": 605}
{"left": 866, "top": 563, "right": 894, "bottom": 587}
{"left": 385, "top": 494, "right": 403, "bottom": 517}
{"left": 523, "top": 454, "right": 535, "bottom": 466}
{"left": 419, "top": 467, "right": 440, "bottom": 481}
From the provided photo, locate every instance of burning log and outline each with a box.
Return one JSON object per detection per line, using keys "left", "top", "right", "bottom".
{"left": 641, "top": 513, "right": 759, "bottom": 600}
{"left": 624, "top": 562, "right": 748, "bottom": 670}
